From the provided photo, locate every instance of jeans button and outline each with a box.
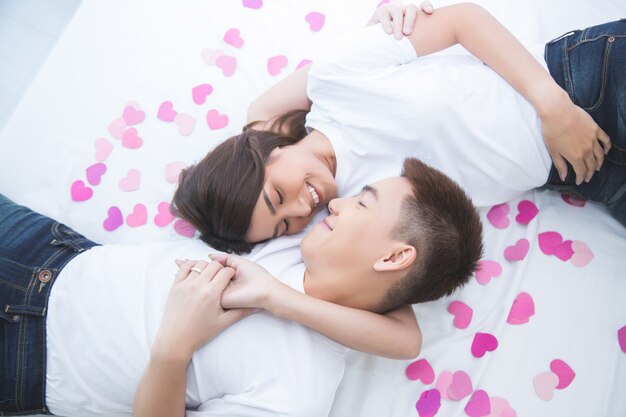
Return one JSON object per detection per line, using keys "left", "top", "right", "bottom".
{"left": 12, "top": 315, "right": 20, "bottom": 322}
{"left": 38, "top": 269, "right": 53, "bottom": 283}
{"left": 608, "top": 36, "right": 615, "bottom": 43}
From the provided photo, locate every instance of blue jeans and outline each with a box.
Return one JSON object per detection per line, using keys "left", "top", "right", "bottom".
{"left": 0, "top": 195, "right": 98, "bottom": 415}
{"left": 543, "top": 19, "right": 626, "bottom": 226}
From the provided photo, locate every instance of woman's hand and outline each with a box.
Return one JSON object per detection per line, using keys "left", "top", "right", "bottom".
{"left": 209, "top": 254, "right": 281, "bottom": 311}
{"left": 367, "top": 1, "right": 434, "bottom": 40}
{"left": 151, "top": 260, "right": 253, "bottom": 362}
{"left": 537, "top": 88, "right": 611, "bottom": 184}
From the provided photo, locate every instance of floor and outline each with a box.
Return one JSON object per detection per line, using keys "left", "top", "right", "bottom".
{"left": 0, "top": 0, "right": 82, "bottom": 132}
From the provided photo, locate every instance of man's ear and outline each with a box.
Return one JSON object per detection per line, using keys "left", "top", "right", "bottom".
{"left": 373, "top": 244, "right": 417, "bottom": 272}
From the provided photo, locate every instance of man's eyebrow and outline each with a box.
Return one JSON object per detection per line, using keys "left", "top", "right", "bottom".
{"left": 361, "top": 184, "right": 379, "bottom": 200}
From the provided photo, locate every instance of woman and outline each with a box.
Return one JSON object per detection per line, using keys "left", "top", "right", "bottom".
{"left": 172, "top": 3, "right": 624, "bottom": 254}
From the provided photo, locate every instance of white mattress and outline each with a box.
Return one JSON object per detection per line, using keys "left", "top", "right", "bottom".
{"left": 0, "top": 1, "right": 624, "bottom": 416}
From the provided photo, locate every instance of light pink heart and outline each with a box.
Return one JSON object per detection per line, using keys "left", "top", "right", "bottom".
{"left": 435, "top": 371, "right": 453, "bottom": 400}
{"left": 506, "top": 292, "right": 535, "bottom": 325}
{"left": 206, "top": 109, "right": 229, "bottom": 130}
{"left": 515, "top": 200, "right": 538, "bottom": 225}
{"left": 122, "top": 105, "right": 145, "bottom": 125}
{"left": 103, "top": 206, "right": 123, "bottom": 231}
{"left": 550, "top": 359, "right": 575, "bottom": 390}
{"left": 174, "top": 219, "right": 196, "bottom": 238}
{"left": 618, "top": 326, "right": 626, "bottom": 353}
{"left": 448, "top": 301, "right": 473, "bottom": 329}
{"left": 475, "top": 260, "right": 502, "bottom": 285}
{"left": 571, "top": 240, "right": 593, "bottom": 267}
{"left": 157, "top": 101, "right": 177, "bottom": 122}
{"left": 561, "top": 193, "right": 586, "bottom": 207}
{"left": 487, "top": 397, "right": 516, "bottom": 417}
{"left": 415, "top": 389, "right": 441, "bottom": 417}
{"left": 119, "top": 169, "right": 141, "bottom": 192}
{"left": 296, "top": 59, "right": 312, "bottom": 70}
{"left": 201, "top": 48, "right": 224, "bottom": 66}
{"left": 223, "top": 28, "right": 244, "bottom": 48}
{"left": 165, "top": 162, "right": 188, "bottom": 184}
{"left": 305, "top": 12, "right": 325, "bottom": 32}
{"left": 154, "top": 202, "right": 175, "bottom": 227}
{"left": 267, "top": 55, "right": 288, "bottom": 76}
{"left": 465, "top": 389, "right": 491, "bottom": 417}
{"left": 486, "top": 203, "right": 510, "bottom": 229}
{"left": 471, "top": 332, "right": 498, "bottom": 358}
{"left": 538, "top": 231, "right": 563, "bottom": 255}
{"left": 86, "top": 162, "right": 107, "bottom": 186}
{"left": 108, "top": 117, "right": 127, "bottom": 140}
{"left": 405, "top": 358, "right": 435, "bottom": 384}
{"left": 174, "top": 113, "right": 196, "bottom": 136}
{"left": 533, "top": 371, "right": 559, "bottom": 401}
{"left": 121, "top": 128, "right": 143, "bottom": 149}
{"left": 126, "top": 203, "right": 148, "bottom": 227}
{"left": 504, "top": 238, "right": 529, "bottom": 262}
{"left": 94, "top": 138, "right": 113, "bottom": 162}
{"left": 70, "top": 180, "right": 93, "bottom": 202}
{"left": 216, "top": 55, "right": 237, "bottom": 77}
{"left": 447, "top": 370, "right": 473, "bottom": 401}
{"left": 192, "top": 84, "right": 214, "bottom": 105}
{"left": 242, "top": 0, "right": 262, "bottom": 9}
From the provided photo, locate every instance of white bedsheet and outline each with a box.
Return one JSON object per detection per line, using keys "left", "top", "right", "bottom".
{"left": 0, "top": 1, "right": 624, "bottom": 416}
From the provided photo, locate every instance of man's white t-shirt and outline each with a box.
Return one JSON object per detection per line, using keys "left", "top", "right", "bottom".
{"left": 45, "top": 239, "right": 345, "bottom": 417}
{"left": 306, "top": 26, "right": 553, "bottom": 206}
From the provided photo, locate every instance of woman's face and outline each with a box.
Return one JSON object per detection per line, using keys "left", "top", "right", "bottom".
{"left": 246, "top": 145, "right": 337, "bottom": 242}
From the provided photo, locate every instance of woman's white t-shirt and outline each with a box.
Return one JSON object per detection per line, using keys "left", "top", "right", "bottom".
{"left": 306, "top": 26, "right": 552, "bottom": 206}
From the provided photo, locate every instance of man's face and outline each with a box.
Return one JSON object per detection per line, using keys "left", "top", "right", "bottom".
{"left": 301, "top": 176, "right": 414, "bottom": 310}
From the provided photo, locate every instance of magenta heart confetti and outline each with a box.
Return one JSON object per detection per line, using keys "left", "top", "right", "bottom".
{"left": 406, "top": 358, "right": 435, "bottom": 384}
{"left": 447, "top": 370, "right": 473, "bottom": 401}
{"left": 464, "top": 389, "right": 490, "bottom": 417}
{"left": 70, "top": 180, "right": 93, "bottom": 202}
{"left": 157, "top": 101, "right": 177, "bottom": 122}
{"left": 415, "top": 389, "right": 441, "bottom": 417}
{"left": 515, "top": 200, "right": 538, "bottom": 225}
{"left": 486, "top": 203, "right": 510, "bottom": 229}
{"left": 86, "top": 162, "right": 107, "bottom": 186}
{"left": 471, "top": 333, "right": 498, "bottom": 358}
{"left": 448, "top": 301, "right": 473, "bottom": 329}
{"left": 504, "top": 238, "right": 529, "bottom": 262}
{"left": 538, "top": 231, "right": 563, "bottom": 255}
{"left": 550, "top": 359, "right": 575, "bottom": 389}
{"left": 103, "top": 206, "right": 123, "bottom": 231}
{"left": 618, "top": 326, "right": 626, "bottom": 353}
{"left": 506, "top": 292, "right": 535, "bottom": 325}
{"left": 475, "top": 260, "right": 502, "bottom": 285}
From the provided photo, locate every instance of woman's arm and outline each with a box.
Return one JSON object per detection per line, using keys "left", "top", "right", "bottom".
{"left": 406, "top": 3, "right": 610, "bottom": 184}
{"left": 213, "top": 254, "right": 422, "bottom": 360}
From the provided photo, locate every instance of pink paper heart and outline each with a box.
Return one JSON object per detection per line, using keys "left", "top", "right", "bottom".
{"left": 618, "top": 326, "right": 626, "bottom": 353}
{"left": 487, "top": 397, "right": 516, "bottom": 417}
{"left": 108, "top": 117, "right": 127, "bottom": 140}
{"left": 121, "top": 128, "right": 143, "bottom": 149}
{"left": 192, "top": 84, "right": 214, "bottom": 105}
{"left": 216, "top": 55, "right": 237, "bottom": 77}
{"left": 471, "top": 333, "right": 498, "bottom": 358}
{"left": 305, "top": 12, "right": 325, "bottom": 32}
{"left": 164, "top": 161, "right": 188, "bottom": 184}
{"left": 448, "top": 301, "right": 473, "bottom": 329}
{"left": 553, "top": 240, "right": 574, "bottom": 261}
{"left": 538, "top": 231, "right": 563, "bottom": 255}
{"left": 475, "top": 260, "right": 502, "bottom": 285}
{"left": 119, "top": 169, "right": 141, "bottom": 192}
{"left": 267, "top": 55, "right": 288, "bottom": 76}
{"left": 201, "top": 48, "right": 224, "bottom": 66}
{"left": 174, "top": 113, "right": 196, "bottom": 136}
{"left": 70, "top": 180, "right": 93, "bottom": 202}
{"left": 242, "top": 0, "right": 262, "bottom": 9}
{"left": 86, "top": 162, "right": 107, "bottom": 186}
{"left": 500, "top": 409, "right": 517, "bottom": 417}
{"left": 571, "top": 240, "right": 593, "bottom": 267}
{"left": 486, "top": 203, "right": 510, "bottom": 229}
{"left": 157, "top": 101, "right": 177, "bottom": 122}
{"left": 506, "top": 292, "right": 535, "bottom": 325}
{"left": 154, "top": 202, "right": 175, "bottom": 227}
{"left": 533, "top": 371, "right": 559, "bottom": 401}
{"left": 561, "top": 193, "right": 586, "bottom": 207}
{"left": 504, "top": 238, "right": 529, "bottom": 262}
{"left": 550, "top": 359, "right": 575, "bottom": 390}
{"left": 103, "top": 206, "right": 123, "bottom": 231}
{"left": 515, "top": 200, "right": 538, "bottom": 225}
{"left": 223, "top": 28, "right": 244, "bottom": 48}
{"left": 406, "top": 358, "right": 435, "bottom": 384}
{"left": 435, "top": 371, "right": 453, "bottom": 400}
{"left": 206, "top": 109, "right": 229, "bottom": 130}
{"left": 447, "top": 370, "right": 473, "bottom": 401}
{"left": 126, "top": 203, "right": 147, "bottom": 227}
{"left": 122, "top": 105, "right": 145, "bottom": 125}
{"left": 415, "top": 389, "right": 441, "bottom": 417}
{"left": 94, "top": 138, "right": 113, "bottom": 162}
{"left": 465, "top": 389, "right": 491, "bottom": 417}
{"left": 174, "top": 219, "right": 196, "bottom": 238}
{"left": 296, "top": 59, "right": 312, "bottom": 70}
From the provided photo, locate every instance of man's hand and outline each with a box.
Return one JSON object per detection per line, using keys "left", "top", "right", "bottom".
{"left": 367, "top": 1, "right": 434, "bottom": 40}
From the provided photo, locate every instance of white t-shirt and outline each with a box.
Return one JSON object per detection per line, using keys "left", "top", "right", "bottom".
{"left": 306, "top": 26, "right": 552, "bottom": 206}
{"left": 45, "top": 239, "right": 345, "bottom": 417}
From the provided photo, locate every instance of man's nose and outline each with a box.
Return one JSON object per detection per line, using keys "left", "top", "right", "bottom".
{"left": 328, "top": 197, "right": 345, "bottom": 214}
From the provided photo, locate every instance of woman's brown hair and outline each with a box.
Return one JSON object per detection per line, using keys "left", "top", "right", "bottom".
{"left": 171, "top": 109, "right": 308, "bottom": 254}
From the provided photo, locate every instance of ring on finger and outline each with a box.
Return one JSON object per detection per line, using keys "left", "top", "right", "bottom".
{"left": 190, "top": 267, "right": 203, "bottom": 273}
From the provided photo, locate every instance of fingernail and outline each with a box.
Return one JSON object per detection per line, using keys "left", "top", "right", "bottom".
{"left": 560, "top": 173, "right": 566, "bottom": 182}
